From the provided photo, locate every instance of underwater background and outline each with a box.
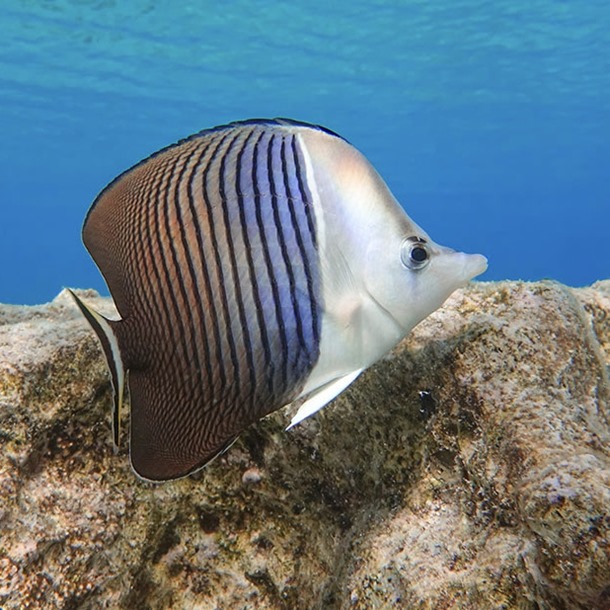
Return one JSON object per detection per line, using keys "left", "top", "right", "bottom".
{"left": 1, "top": 0, "right": 608, "bottom": 305}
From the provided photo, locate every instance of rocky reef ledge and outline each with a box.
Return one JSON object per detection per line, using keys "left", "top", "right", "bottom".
{"left": 1, "top": 281, "right": 609, "bottom": 610}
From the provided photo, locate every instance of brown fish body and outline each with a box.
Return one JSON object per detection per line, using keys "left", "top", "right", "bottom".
{"left": 75, "top": 121, "right": 322, "bottom": 479}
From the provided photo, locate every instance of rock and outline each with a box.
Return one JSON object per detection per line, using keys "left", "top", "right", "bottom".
{"left": 0, "top": 281, "right": 609, "bottom": 610}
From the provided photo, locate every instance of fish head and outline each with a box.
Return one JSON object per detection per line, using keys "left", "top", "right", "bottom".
{"left": 363, "top": 223, "right": 488, "bottom": 333}
{"left": 301, "top": 128, "right": 488, "bottom": 336}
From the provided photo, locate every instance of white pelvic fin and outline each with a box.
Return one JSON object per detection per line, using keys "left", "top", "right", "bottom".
{"left": 287, "top": 369, "right": 363, "bottom": 430}
{"left": 69, "top": 290, "right": 125, "bottom": 448}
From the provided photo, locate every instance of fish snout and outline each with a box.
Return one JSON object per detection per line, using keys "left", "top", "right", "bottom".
{"left": 436, "top": 249, "right": 488, "bottom": 287}
{"left": 458, "top": 252, "right": 488, "bottom": 282}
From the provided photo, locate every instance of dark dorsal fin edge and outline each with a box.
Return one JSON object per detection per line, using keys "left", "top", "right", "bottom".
{"left": 83, "top": 118, "right": 346, "bottom": 231}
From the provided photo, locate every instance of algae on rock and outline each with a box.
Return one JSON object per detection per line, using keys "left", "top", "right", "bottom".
{"left": 1, "top": 281, "right": 609, "bottom": 609}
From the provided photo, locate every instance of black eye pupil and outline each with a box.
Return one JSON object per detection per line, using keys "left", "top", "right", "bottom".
{"left": 411, "top": 246, "right": 428, "bottom": 263}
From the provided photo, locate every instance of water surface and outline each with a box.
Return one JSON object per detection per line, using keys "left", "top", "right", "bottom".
{"left": 2, "top": 1, "right": 609, "bottom": 303}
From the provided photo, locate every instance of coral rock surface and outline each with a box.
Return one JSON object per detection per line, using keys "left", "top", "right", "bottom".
{"left": 1, "top": 281, "right": 609, "bottom": 609}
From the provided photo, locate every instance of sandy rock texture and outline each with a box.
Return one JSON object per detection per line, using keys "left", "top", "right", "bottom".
{"left": 1, "top": 280, "right": 609, "bottom": 610}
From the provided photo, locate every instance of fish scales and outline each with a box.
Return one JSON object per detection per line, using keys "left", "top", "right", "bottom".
{"left": 72, "top": 118, "right": 487, "bottom": 480}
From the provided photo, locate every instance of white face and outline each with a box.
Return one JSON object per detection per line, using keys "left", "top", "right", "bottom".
{"left": 364, "top": 224, "right": 488, "bottom": 334}
{"left": 300, "top": 126, "right": 488, "bottom": 372}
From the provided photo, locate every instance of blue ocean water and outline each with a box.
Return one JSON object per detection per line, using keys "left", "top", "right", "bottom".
{"left": 1, "top": 1, "right": 608, "bottom": 305}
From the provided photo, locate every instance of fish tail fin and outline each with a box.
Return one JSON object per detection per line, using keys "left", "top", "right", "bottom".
{"left": 69, "top": 290, "right": 126, "bottom": 448}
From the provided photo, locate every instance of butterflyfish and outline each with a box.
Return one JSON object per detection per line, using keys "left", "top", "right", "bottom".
{"left": 71, "top": 118, "right": 487, "bottom": 481}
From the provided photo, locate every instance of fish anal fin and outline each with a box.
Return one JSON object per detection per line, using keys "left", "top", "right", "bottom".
{"left": 127, "top": 369, "right": 242, "bottom": 482}
{"left": 69, "top": 290, "right": 125, "bottom": 447}
{"left": 287, "top": 369, "right": 363, "bottom": 430}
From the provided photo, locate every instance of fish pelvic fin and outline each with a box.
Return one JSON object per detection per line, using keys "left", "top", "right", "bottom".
{"left": 69, "top": 290, "right": 125, "bottom": 448}
{"left": 287, "top": 369, "right": 363, "bottom": 430}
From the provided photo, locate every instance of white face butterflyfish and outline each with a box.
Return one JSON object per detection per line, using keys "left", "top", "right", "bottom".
{"left": 71, "top": 118, "right": 487, "bottom": 481}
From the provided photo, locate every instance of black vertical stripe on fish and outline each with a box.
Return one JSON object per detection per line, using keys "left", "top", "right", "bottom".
{"left": 218, "top": 129, "right": 258, "bottom": 406}
{"left": 175, "top": 139, "right": 221, "bottom": 396}
{"left": 157, "top": 152, "right": 194, "bottom": 389}
{"left": 266, "top": 134, "right": 296, "bottom": 384}
{"left": 215, "top": 130, "right": 251, "bottom": 400}
{"left": 166, "top": 145, "right": 209, "bottom": 393}
{"left": 190, "top": 130, "right": 248, "bottom": 445}
{"left": 274, "top": 135, "right": 309, "bottom": 361}
{"left": 280, "top": 137, "right": 314, "bottom": 365}
{"left": 202, "top": 131, "right": 246, "bottom": 419}
{"left": 142, "top": 155, "right": 184, "bottom": 373}
{"left": 288, "top": 135, "right": 320, "bottom": 349}
{"left": 147, "top": 154, "right": 195, "bottom": 456}
{"left": 126, "top": 161, "right": 165, "bottom": 343}
{"left": 129, "top": 139, "right": 222, "bottom": 472}
{"left": 235, "top": 129, "right": 275, "bottom": 398}
{"left": 183, "top": 136, "right": 224, "bottom": 398}
{"left": 250, "top": 130, "right": 281, "bottom": 396}
{"left": 291, "top": 135, "right": 317, "bottom": 249}
{"left": 174, "top": 139, "right": 222, "bottom": 398}
{"left": 196, "top": 132, "right": 233, "bottom": 392}
{"left": 252, "top": 132, "right": 290, "bottom": 392}
{"left": 179, "top": 139, "right": 218, "bottom": 395}
{"left": 130, "top": 181, "right": 156, "bottom": 340}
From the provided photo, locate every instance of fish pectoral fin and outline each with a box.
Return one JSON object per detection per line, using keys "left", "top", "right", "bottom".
{"left": 286, "top": 369, "right": 364, "bottom": 430}
{"left": 69, "top": 290, "right": 125, "bottom": 448}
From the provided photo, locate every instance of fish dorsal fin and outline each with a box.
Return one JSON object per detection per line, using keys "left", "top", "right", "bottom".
{"left": 69, "top": 290, "right": 125, "bottom": 447}
{"left": 287, "top": 369, "right": 363, "bottom": 430}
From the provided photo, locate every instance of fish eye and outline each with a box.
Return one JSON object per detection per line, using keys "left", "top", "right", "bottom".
{"left": 400, "top": 237, "right": 430, "bottom": 270}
